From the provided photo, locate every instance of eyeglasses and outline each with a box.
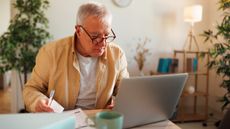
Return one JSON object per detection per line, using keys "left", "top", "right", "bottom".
{"left": 79, "top": 25, "right": 116, "bottom": 45}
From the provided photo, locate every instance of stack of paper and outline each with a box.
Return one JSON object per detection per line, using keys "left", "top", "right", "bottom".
{"left": 64, "top": 108, "right": 95, "bottom": 129}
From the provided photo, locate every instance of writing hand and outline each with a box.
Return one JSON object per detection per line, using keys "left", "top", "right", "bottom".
{"left": 35, "top": 98, "right": 54, "bottom": 112}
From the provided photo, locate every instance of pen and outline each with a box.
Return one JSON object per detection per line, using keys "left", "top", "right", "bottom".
{"left": 48, "top": 90, "right": 55, "bottom": 106}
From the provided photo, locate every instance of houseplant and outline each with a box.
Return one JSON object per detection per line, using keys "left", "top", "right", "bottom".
{"left": 0, "top": 0, "right": 50, "bottom": 88}
{"left": 201, "top": 0, "right": 230, "bottom": 111}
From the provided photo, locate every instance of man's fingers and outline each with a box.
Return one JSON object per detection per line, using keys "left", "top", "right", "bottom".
{"left": 40, "top": 101, "right": 54, "bottom": 112}
{"left": 35, "top": 99, "right": 54, "bottom": 112}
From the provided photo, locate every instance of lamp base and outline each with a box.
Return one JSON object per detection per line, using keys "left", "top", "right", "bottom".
{"left": 183, "top": 27, "right": 200, "bottom": 51}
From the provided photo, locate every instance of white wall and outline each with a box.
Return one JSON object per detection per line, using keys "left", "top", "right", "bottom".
{"left": 46, "top": 0, "right": 226, "bottom": 112}
{"left": 46, "top": 0, "right": 210, "bottom": 76}
{"left": 0, "top": 0, "right": 10, "bottom": 35}
{"left": 5, "top": 0, "right": 225, "bottom": 113}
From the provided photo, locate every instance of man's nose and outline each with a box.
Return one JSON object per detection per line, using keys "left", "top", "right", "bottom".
{"left": 97, "top": 38, "right": 106, "bottom": 46}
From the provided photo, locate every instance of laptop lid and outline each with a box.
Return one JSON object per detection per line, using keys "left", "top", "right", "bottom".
{"left": 113, "top": 73, "right": 188, "bottom": 128}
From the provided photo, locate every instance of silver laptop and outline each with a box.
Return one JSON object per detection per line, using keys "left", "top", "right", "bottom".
{"left": 113, "top": 73, "right": 188, "bottom": 128}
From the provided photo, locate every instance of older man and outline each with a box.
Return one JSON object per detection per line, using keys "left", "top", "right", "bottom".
{"left": 23, "top": 1, "right": 129, "bottom": 112}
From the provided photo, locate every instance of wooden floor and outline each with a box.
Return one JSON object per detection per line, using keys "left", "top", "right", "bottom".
{"left": 0, "top": 88, "right": 11, "bottom": 114}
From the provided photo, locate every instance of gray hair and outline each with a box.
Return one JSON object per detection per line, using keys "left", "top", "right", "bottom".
{"left": 76, "top": 1, "right": 112, "bottom": 26}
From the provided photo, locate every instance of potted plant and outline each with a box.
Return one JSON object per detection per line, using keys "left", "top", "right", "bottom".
{"left": 0, "top": 0, "right": 50, "bottom": 88}
{"left": 201, "top": 0, "right": 230, "bottom": 111}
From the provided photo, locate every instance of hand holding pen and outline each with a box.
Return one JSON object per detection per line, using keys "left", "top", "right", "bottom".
{"left": 34, "top": 90, "right": 55, "bottom": 112}
{"left": 48, "top": 90, "right": 55, "bottom": 106}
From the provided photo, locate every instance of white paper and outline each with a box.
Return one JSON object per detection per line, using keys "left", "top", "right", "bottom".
{"left": 64, "top": 108, "right": 95, "bottom": 129}
{"left": 50, "top": 99, "right": 64, "bottom": 113}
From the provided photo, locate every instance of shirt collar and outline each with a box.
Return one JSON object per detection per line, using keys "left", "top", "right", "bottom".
{"left": 71, "top": 33, "right": 77, "bottom": 54}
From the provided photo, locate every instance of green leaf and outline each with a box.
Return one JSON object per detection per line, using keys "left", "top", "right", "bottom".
{"left": 202, "top": 0, "right": 230, "bottom": 111}
{"left": 0, "top": 0, "right": 50, "bottom": 81}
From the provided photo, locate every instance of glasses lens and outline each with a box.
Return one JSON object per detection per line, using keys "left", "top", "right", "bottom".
{"left": 92, "top": 36, "right": 115, "bottom": 44}
{"left": 80, "top": 25, "right": 116, "bottom": 44}
{"left": 105, "top": 36, "right": 115, "bottom": 43}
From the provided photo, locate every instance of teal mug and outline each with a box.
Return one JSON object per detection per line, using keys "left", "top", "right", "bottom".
{"left": 90, "top": 111, "right": 124, "bottom": 129}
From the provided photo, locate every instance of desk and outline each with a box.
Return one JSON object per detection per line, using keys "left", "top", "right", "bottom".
{"left": 131, "top": 120, "right": 180, "bottom": 129}
{"left": 84, "top": 110, "right": 181, "bottom": 129}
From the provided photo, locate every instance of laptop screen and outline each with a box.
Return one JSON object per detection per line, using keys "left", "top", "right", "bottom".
{"left": 113, "top": 73, "right": 188, "bottom": 128}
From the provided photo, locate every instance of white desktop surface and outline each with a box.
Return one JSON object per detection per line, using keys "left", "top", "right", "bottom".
{"left": 84, "top": 110, "right": 181, "bottom": 129}
{"left": 131, "top": 120, "right": 180, "bottom": 129}
{"left": 0, "top": 109, "right": 180, "bottom": 129}
{"left": 74, "top": 120, "right": 180, "bottom": 129}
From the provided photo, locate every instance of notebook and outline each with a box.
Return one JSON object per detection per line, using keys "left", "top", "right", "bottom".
{"left": 113, "top": 73, "right": 188, "bottom": 128}
{"left": 0, "top": 113, "right": 75, "bottom": 129}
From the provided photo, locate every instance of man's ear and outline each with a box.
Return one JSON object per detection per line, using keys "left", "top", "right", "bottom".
{"left": 75, "top": 25, "right": 81, "bottom": 36}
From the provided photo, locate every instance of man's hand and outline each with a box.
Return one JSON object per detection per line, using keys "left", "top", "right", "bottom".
{"left": 106, "top": 96, "right": 115, "bottom": 109}
{"left": 35, "top": 98, "right": 54, "bottom": 112}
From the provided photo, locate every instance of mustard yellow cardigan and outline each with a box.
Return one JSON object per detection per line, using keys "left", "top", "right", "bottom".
{"left": 23, "top": 35, "right": 129, "bottom": 112}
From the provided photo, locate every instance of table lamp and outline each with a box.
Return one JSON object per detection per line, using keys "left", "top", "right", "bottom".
{"left": 183, "top": 5, "right": 203, "bottom": 51}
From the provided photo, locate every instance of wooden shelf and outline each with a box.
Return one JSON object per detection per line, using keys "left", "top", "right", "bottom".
{"left": 188, "top": 72, "right": 208, "bottom": 75}
{"left": 174, "top": 50, "right": 208, "bottom": 54}
{"left": 173, "top": 50, "right": 210, "bottom": 122}
{"left": 182, "top": 91, "right": 207, "bottom": 97}
{"left": 172, "top": 113, "right": 206, "bottom": 122}
{"left": 175, "top": 72, "right": 207, "bottom": 75}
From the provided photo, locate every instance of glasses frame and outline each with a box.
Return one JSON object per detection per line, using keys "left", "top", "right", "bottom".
{"left": 79, "top": 25, "right": 116, "bottom": 45}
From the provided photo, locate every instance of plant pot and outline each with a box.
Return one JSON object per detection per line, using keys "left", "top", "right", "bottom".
{"left": 219, "top": 109, "right": 230, "bottom": 129}
{"left": 139, "top": 69, "right": 145, "bottom": 76}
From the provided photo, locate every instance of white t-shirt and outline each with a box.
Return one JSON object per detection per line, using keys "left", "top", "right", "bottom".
{"left": 76, "top": 53, "right": 98, "bottom": 109}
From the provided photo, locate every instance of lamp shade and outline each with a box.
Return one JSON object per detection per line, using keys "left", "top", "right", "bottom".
{"left": 184, "top": 5, "right": 202, "bottom": 23}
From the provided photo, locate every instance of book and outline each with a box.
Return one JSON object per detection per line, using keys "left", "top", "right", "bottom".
{"left": 169, "top": 58, "right": 179, "bottom": 73}
{"left": 157, "top": 58, "right": 170, "bottom": 73}
{"left": 186, "top": 58, "right": 193, "bottom": 72}
{"left": 186, "top": 58, "right": 198, "bottom": 72}
{"left": 0, "top": 113, "right": 75, "bottom": 129}
{"left": 157, "top": 58, "right": 178, "bottom": 73}
{"left": 193, "top": 58, "right": 198, "bottom": 72}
